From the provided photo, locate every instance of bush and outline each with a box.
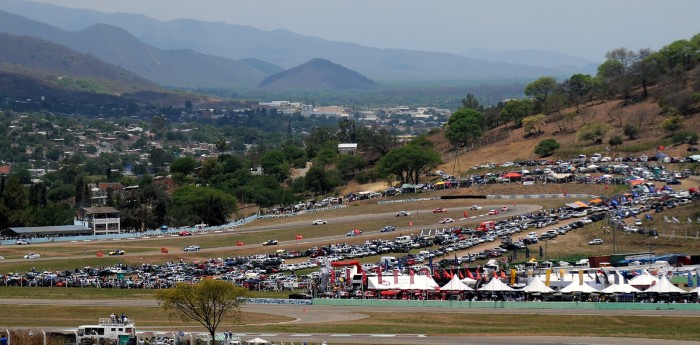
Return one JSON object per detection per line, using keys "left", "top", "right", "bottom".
{"left": 623, "top": 123, "right": 639, "bottom": 140}
{"left": 671, "top": 131, "right": 699, "bottom": 145}
{"left": 609, "top": 135, "right": 623, "bottom": 148}
{"left": 534, "top": 139, "right": 560, "bottom": 157}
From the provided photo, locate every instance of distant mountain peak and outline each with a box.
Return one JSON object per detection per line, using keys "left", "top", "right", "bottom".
{"left": 258, "top": 58, "right": 378, "bottom": 91}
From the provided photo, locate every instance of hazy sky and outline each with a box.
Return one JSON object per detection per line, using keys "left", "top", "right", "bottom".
{"left": 29, "top": 0, "right": 700, "bottom": 61}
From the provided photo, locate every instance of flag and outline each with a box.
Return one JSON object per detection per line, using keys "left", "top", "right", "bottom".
{"left": 362, "top": 271, "right": 367, "bottom": 285}
{"left": 493, "top": 270, "right": 499, "bottom": 278}
{"left": 433, "top": 269, "right": 440, "bottom": 280}
{"left": 409, "top": 268, "right": 415, "bottom": 284}
{"left": 160, "top": 247, "right": 169, "bottom": 253}
{"left": 600, "top": 270, "right": 610, "bottom": 285}
{"left": 466, "top": 266, "right": 474, "bottom": 280}
{"left": 393, "top": 269, "right": 398, "bottom": 284}
{"left": 428, "top": 256, "right": 433, "bottom": 271}
{"left": 454, "top": 253, "right": 459, "bottom": 266}
{"left": 595, "top": 273, "right": 601, "bottom": 285}
{"left": 510, "top": 269, "right": 516, "bottom": 285}
{"left": 459, "top": 268, "right": 464, "bottom": 279}
{"left": 330, "top": 269, "right": 336, "bottom": 284}
{"left": 384, "top": 259, "right": 389, "bottom": 272}
{"left": 346, "top": 268, "right": 352, "bottom": 286}
{"left": 687, "top": 271, "right": 693, "bottom": 288}
{"left": 545, "top": 269, "right": 551, "bottom": 286}
{"left": 475, "top": 267, "right": 481, "bottom": 280}
{"left": 377, "top": 266, "right": 383, "bottom": 283}
{"left": 500, "top": 270, "right": 506, "bottom": 279}
{"left": 613, "top": 271, "right": 619, "bottom": 285}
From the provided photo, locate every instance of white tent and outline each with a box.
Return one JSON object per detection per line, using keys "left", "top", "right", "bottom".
{"left": 628, "top": 271, "right": 659, "bottom": 287}
{"left": 246, "top": 338, "right": 269, "bottom": 345}
{"left": 559, "top": 281, "right": 599, "bottom": 293}
{"left": 643, "top": 276, "right": 687, "bottom": 294}
{"left": 690, "top": 287, "right": 700, "bottom": 296}
{"left": 440, "top": 274, "right": 474, "bottom": 291}
{"left": 522, "top": 276, "right": 554, "bottom": 294}
{"left": 600, "top": 283, "right": 641, "bottom": 294}
{"left": 478, "top": 278, "right": 515, "bottom": 292}
{"left": 367, "top": 275, "right": 439, "bottom": 290}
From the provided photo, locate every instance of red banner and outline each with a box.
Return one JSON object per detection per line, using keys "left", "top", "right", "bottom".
{"left": 409, "top": 269, "right": 415, "bottom": 284}
{"left": 393, "top": 269, "right": 398, "bottom": 284}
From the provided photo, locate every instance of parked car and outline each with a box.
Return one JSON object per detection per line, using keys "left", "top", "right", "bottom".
{"left": 439, "top": 218, "right": 454, "bottom": 224}
{"left": 108, "top": 249, "right": 125, "bottom": 256}
{"left": 184, "top": 245, "right": 201, "bottom": 252}
{"left": 24, "top": 253, "right": 40, "bottom": 259}
{"left": 312, "top": 219, "right": 327, "bottom": 225}
{"left": 588, "top": 238, "right": 603, "bottom": 245}
{"left": 262, "top": 240, "right": 278, "bottom": 246}
{"left": 16, "top": 239, "right": 30, "bottom": 245}
{"left": 488, "top": 209, "right": 499, "bottom": 215}
{"left": 396, "top": 211, "right": 411, "bottom": 217}
{"left": 433, "top": 208, "right": 448, "bottom": 213}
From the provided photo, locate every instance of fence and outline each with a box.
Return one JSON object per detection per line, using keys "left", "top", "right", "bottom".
{"left": 0, "top": 214, "right": 260, "bottom": 246}
{"left": 377, "top": 197, "right": 441, "bottom": 205}
{"left": 487, "top": 194, "right": 597, "bottom": 199}
{"left": 257, "top": 204, "right": 349, "bottom": 219}
{"left": 312, "top": 298, "right": 700, "bottom": 311}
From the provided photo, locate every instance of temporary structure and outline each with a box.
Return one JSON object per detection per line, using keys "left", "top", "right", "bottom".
{"left": 367, "top": 275, "right": 439, "bottom": 290}
{"left": 600, "top": 283, "right": 641, "bottom": 294}
{"left": 478, "top": 278, "right": 515, "bottom": 292}
{"left": 643, "top": 276, "right": 687, "bottom": 294}
{"left": 559, "top": 281, "right": 599, "bottom": 294}
{"left": 246, "top": 338, "right": 269, "bottom": 344}
{"left": 522, "top": 276, "right": 554, "bottom": 294}
{"left": 628, "top": 271, "right": 659, "bottom": 287}
{"left": 440, "top": 274, "right": 474, "bottom": 291}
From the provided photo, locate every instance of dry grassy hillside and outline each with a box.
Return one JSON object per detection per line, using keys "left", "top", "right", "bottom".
{"left": 433, "top": 74, "right": 700, "bottom": 175}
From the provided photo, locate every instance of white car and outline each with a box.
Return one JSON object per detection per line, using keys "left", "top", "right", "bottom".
{"left": 312, "top": 219, "right": 327, "bottom": 225}
{"left": 439, "top": 218, "right": 454, "bottom": 224}
{"left": 588, "top": 239, "right": 603, "bottom": 245}
{"left": 16, "top": 239, "right": 30, "bottom": 245}
{"left": 184, "top": 245, "right": 201, "bottom": 252}
{"left": 24, "top": 253, "right": 41, "bottom": 259}
{"left": 469, "top": 205, "right": 482, "bottom": 210}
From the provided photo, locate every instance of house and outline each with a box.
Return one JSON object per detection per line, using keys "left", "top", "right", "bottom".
{"left": 338, "top": 143, "right": 358, "bottom": 155}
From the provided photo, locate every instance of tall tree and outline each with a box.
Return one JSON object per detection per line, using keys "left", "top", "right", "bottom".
{"left": 156, "top": 279, "right": 248, "bottom": 342}
{"left": 524, "top": 77, "right": 558, "bottom": 113}
{"left": 444, "top": 108, "right": 484, "bottom": 148}
{"left": 461, "top": 93, "right": 481, "bottom": 110}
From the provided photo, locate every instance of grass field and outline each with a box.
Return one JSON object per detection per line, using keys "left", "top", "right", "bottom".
{"left": 1, "top": 304, "right": 699, "bottom": 341}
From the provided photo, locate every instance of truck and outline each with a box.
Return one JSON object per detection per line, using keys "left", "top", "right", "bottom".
{"left": 476, "top": 221, "right": 496, "bottom": 232}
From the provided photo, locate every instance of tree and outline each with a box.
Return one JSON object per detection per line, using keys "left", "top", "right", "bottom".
{"left": 522, "top": 114, "right": 546, "bottom": 136}
{"left": 500, "top": 99, "right": 533, "bottom": 126}
{"left": 534, "top": 139, "right": 560, "bottom": 157}
{"left": 609, "top": 135, "right": 624, "bottom": 149}
{"left": 156, "top": 279, "right": 248, "bottom": 342}
{"left": 661, "top": 115, "right": 683, "bottom": 135}
{"left": 576, "top": 123, "right": 611, "bottom": 145}
{"left": 623, "top": 123, "right": 640, "bottom": 140}
{"left": 170, "top": 157, "right": 198, "bottom": 176}
{"left": 376, "top": 143, "right": 441, "bottom": 184}
{"left": 169, "top": 186, "right": 236, "bottom": 226}
{"left": 524, "top": 77, "right": 558, "bottom": 113}
{"left": 563, "top": 74, "right": 593, "bottom": 111}
{"left": 444, "top": 108, "right": 483, "bottom": 147}
{"left": 461, "top": 93, "right": 481, "bottom": 110}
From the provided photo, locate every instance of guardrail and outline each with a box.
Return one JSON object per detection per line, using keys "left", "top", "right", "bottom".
{"left": 257, "top": 205, "right": 348, "bottom": 219}
{"left": 377, "top": 197, "right": 441, "bottom": 205}
{"left": 487, "top": 194, "right": 598, "bottom": 199}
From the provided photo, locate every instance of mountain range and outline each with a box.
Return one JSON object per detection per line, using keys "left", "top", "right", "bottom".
{"left": 0, "top": 0, "right": 598, "bottom": 85}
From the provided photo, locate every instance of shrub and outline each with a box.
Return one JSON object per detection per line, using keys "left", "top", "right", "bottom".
{"left": 623, "top": 123, "right": 639, "bottom": 140}
{"left": 609, "top": 135, "right": 623, "bottom": 148}
{"left": 534, "top": 139, "right": 560, "bottom": 157}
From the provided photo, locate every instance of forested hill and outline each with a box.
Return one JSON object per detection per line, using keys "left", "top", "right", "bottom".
{"left": 0, "top": 32, "right": 155, "bottom": 90}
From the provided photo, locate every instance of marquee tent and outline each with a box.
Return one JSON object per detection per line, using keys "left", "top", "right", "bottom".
{"left": 478, "top": 278, "right": 515, "bottom": 292}
{"left": 559, "top": 281, "right": 599, "bottom": 293}
{"left": 600, "top": 283, "right": 641, "bottom": 294}
{"left": 628, "top": 271, "right": 659, "bottom": 287}
{"left": 246, "top": 338, "right": 269, "bottom": 344}
{"left": 367, "top": 275, "right": 440, "bottom": 290}
{"left": 440, "top": 274, "right": 474, "bottom": 291}
{"left": 522, "top": 276, "right": 554, "bottom": 294}
{"left": 643, "top": 276, "right": 687, "bottom": 294}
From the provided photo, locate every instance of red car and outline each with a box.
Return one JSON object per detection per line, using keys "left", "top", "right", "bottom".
{"left": 488, "top": 209, "right": 499, "bottom": 215}
{"left": 178, "top": 231, "right": 192, "bottom": 236}
{"left": 433, "top": 208, "right": 447, "bottom": 213}
{"left": 501, "top": 206, "right": 510, "bottom": 211}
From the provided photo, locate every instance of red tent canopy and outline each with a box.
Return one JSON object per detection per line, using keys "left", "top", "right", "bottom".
{"left": 503, "top": 172, "right": 522, "bottom": 178}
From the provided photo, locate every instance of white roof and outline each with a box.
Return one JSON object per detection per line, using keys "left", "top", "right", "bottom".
{"left": 559, "top": 281, "right": 599, "bottom": 293}
{"left": 628, "top": 271, "right": 659, "bottom": 286}
{"left": 440, "top": 275, "right": 474, "bottom": 291}
{"left": 600, "top": 283, "right": 641, "bottom": 294}
{"left": 522, "top": 276, "right": 554, "bottom": 294}
{"left": 643, "top": 276, "right": 687, "bottom": 294}
{"left": 367, "top": 274, "right": 439, "bottom": 290}
{"left": 478, "top": 278, "right": 515, "bottom": 292}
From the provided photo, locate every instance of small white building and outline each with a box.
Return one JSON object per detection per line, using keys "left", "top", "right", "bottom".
{"left": 338, "top": 143, "right": 358, "bottom": 155}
